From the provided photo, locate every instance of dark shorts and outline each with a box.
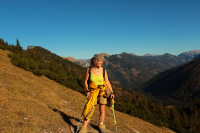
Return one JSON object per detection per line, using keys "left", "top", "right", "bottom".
{"left": 90, "top": 87, "right": 110, "bottom": 105}
{"left": 95, "top": 95, "right": 107, "bottom": 105}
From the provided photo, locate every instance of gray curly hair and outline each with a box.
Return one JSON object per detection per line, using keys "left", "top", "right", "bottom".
{"left": 90, "top": 54, "right": 104, "bottom": 66}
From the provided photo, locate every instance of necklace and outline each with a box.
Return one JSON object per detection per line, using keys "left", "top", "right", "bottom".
{"left": 95, "top": 68, "right": 101, "bottom": 73}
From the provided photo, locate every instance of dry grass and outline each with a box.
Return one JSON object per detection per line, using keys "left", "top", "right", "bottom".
{"left": 0, "top": 49, "right": 174, "bottom": 133}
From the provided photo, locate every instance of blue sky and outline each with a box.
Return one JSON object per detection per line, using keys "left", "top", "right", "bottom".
{"left": 0, "top": 0, "right": 200, "bottom": 59}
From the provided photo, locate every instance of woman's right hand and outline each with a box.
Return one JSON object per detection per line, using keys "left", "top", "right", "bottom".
{"left": 86, "top": 92, "right": 90, "bottom": 98}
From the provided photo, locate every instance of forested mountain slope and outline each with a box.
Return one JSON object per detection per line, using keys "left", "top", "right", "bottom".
{"left": 103, "top": 52, "right": 191, "bottom": 89}
{"left": 142, "top": 57, "right": 200, "bottom": 102}
{"left": 0, "top": 49, "right": 174, "bottom": 133}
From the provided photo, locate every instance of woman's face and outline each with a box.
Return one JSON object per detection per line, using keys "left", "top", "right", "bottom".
{"left": 96, "top": 59, "right": 103, "bottom": 67}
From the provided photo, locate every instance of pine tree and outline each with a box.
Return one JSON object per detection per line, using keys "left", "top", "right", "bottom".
{"left": 15, "top": 38, "right": 23, "bottom": 51}
{"left": 5, "top": 41, "right": 8, "bottom": 49}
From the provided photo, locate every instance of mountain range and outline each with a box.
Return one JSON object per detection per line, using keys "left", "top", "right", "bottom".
{"left": 177, "top": 49, "right": 200, "bottom": 60}
{"left": 65, "top": 49, "right": 200, "bottom": 66}
{"left": 65, "top": 50, "right": 200, "bottom": 90}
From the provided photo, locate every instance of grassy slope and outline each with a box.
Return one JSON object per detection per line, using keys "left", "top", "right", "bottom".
{"left": 0, "top": 49, "right": 174, "bottom": 133}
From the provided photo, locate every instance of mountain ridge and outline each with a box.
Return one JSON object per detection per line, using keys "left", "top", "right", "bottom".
{"left": 141, "top": 57, "right": 200, "bottom": 102}
{"left": 67, "top": 49, "right": 200, "bottom": 64}
{"left": 177, "top": 49, "right": 200, "bottom": 60}
{"left": 102, "top": 52, "right": 192, "bottom": 89}
{"left": 66, "top": 50, "right": 200, "bottom": 90}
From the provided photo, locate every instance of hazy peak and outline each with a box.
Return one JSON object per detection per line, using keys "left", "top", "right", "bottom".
{"left": 129, "top": 53, "right": 136, "bottom": 56}
{"left": 143, "top": 54, "right": 155, "bottom": 56}
{"left": 178, "top": 49, "right": 200, "bottom": 58}
{"left": 63, "top": 56, "right": 78, "bottom": 62}
{"left": 143, "top": 53, "right": 161, "bottom": 56}
{"left": 120, "top": 52, "right": 127, "bottom": 55}
{"left": 100, "top": 53, "right": 110, "bottom": 57}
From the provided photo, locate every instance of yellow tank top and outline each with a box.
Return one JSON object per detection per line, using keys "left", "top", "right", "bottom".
{"left": 90, "top": 72, "right": 104, "bottom": 85}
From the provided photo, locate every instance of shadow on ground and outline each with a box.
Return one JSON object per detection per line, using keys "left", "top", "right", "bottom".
{"left": 49, "top": 107, "right": 100, "bottom": 133}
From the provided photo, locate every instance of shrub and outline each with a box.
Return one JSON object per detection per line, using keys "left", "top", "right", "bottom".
{"left": 0, "top": 45, "right": 6, "bottom": 50}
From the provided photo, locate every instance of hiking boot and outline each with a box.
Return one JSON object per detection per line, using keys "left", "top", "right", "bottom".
{"left": 98, "top": 123, "right": 106, "bottom": 133}
{"left": 79, "top": 126, "right": 87, "bottom": 133}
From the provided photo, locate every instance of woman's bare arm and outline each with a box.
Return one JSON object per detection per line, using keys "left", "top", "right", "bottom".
{"left": 85, "top": 68, "right": 90, "bottom": 91}
{"left": 104, "top": 69, "right": 113, "bottom": 91}
{"left": 105, "top": 69, "right": 115, "bottom": 99}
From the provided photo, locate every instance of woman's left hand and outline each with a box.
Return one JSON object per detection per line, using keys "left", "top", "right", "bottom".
{"left": 110, "top": 93, "right": 115, "bottom": 99}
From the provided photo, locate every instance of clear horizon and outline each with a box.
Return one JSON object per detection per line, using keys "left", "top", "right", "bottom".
{"left": 1, "top": 0, "right": 200, "bottom": 59}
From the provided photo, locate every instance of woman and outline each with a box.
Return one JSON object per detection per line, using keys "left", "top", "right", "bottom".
{"left": 79, "top": 54, "right": 115, "bottom": 133}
